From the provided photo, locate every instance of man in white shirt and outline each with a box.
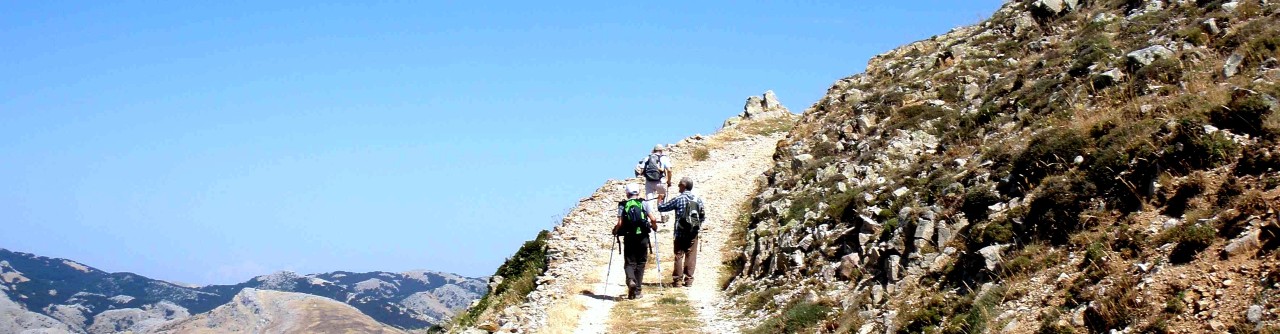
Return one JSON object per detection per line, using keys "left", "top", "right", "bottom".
{"left": 636, "top": 144, "right": 672, "bottom": 221}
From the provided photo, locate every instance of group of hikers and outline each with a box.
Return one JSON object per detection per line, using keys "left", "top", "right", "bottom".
{"left": 610, "top": 144, "right": 706, "bottom": 300}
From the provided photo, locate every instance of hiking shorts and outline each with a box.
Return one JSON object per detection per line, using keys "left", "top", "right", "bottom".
{"left": 644, "top": 180, "right": 667, "bottom": 200}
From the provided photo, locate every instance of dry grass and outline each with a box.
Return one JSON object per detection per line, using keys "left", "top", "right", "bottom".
{"left": 607, "top": 287, "right": 703, "bottom": 334}
{"left": 542, "top": 294, "right": 587, "bottom": 334}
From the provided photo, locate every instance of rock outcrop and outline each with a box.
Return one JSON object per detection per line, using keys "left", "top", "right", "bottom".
{"left": 724, "top": 90, "right": 794, "bottom": 128}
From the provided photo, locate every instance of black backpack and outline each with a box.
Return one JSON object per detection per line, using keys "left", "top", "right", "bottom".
{"left": 618, "top": 199, "right": 650, "bottom": 236}
{"left": 677, "top": 196, "right": 704, "bottom": 237}
{"left": 642, "top": 153, "right": 665, "bottom": 182}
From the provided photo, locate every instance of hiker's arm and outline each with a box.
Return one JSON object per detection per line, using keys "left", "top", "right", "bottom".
{"left": 613, "top": 217, "right": 623, "bottom": 235}
{"left": 656, "top": 198, "right": 677, "bottom": 212}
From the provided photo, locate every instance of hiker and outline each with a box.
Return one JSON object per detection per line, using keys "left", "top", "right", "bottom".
{"left": 613, "top": 183, "right": 658, "bottom": 299}
{"left": 635, "top": 144, "right": 673, "bottom": 221}
{"left": 657, "top": 177, "right": 705, "bottom": 287}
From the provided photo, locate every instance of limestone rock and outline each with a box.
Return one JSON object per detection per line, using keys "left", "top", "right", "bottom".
{"left": 837, "top": 254, "right": 861, "bottom": 280}
{"left": 1225, "top": 53, "right": 1245, "bottom": 78}
{"left": 979, "top": 245, "right": 1006, "bottom": 271}
{"left": 728, "top": 90, "right": 793, "bottom": 128}
{"left": 1127, "top": 45, "right": 1175, "bottom": 67}
{"left": 1031, "top": 0, "right": 1079, "bottom": 16}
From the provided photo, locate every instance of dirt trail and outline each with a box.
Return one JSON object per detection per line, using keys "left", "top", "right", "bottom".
{"left": 676, "top": 134, "right": 782, "bottom": 333}
{"left": 567, "top": 129, "right": 784, "bottom": 334}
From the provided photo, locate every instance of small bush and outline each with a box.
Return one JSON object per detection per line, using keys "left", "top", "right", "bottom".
{"left": 978, "top": 220, "right": 1015, "bottom": 246}
{"left": 1162, "top": 222, "right": 1217, "bottom": 263}
{"left": 1070, "top": 33, "right": 1118, "bottom": 77}
{"left": 887, "top": 104, "right": 950, "bottom": 132}
{"left": 1083, "top": 275, "right": 1145, "bottom": 332}
{"left": 962, "top": 187, "right": 1001, "bottom": 223}
{"left": 1211, "top": 91, "right": 1279, "bottom": 138}
{"left": 1038, "top": 308, "right": 1077, "bottom": 334}
{"left": 1022, "top": 174, "right": 1095, "bottom": 245}
{"left": 1005, "top": 128, "right": 1088, "bottom": 196}
{"left": 742, "top": 287, "right": 783, "bottom": 312}
{"left": 1165, "top": 290, "right": 1187, "bottom": 313}
{"left": 750, "top": 301, "right": 833, "bottom": 334}
{"left": 1083, "top": 242, "right": 1107, "bottom": 268}
{"left": 1164, "top": 118, "right": 1241, "bottom": 173}
{"left": 1017, "top": 77, "right": 1068, "bottom": 117}
{"left": 1134, "top": 57, "right": 1184, "bottom": 90}
{"left": 692, "top": 146, "right": 710, "bottom": 161}
{"left": 897, "top": 295, "right": 948, "bottom": 333}
{"left": 1002, "top": 243, "right": 1057, "bottom": 276}
{"left": 1174, "top": 26, "right": 1209, "bottom": 46}
{"left": 1087, "top": 121, "right": 1162, "bottom": 212}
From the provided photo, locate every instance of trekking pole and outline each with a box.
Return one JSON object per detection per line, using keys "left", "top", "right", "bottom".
{"left": 651, "top": 230, "right": 664, "bottom": 288}
{"left": 604, "top": 235, "right": 618, "bottom": 295}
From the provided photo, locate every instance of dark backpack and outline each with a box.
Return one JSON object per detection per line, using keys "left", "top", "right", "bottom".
{"left": 642, "top": 153, "right": 665, "bottom": 182}
{"left": 677, "top": 196, "right": 704, "bottom": 237}
{"left": 618, "top": 199, "right": 650, "bottom": 236}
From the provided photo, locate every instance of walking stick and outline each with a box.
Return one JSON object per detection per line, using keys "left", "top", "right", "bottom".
{"left": 651, "top": 227, "right": 664, "bottom": 288}
{"left": 604, "top": 235, "right": 619, "bottom": 295}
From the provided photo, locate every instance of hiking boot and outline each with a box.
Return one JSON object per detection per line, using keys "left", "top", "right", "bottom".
{"left": 672, "top": 277, "right": 683, "bottom": 286}
{"left": 683, "top": 279, "right": 693, "bottom": 287}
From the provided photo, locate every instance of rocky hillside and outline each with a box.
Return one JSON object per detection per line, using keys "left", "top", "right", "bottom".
{"left": 0, "top": 248, "right": 485, "bottom": 333}
{"left": 727, "top": 0, "right": 1280, "bottom": 333}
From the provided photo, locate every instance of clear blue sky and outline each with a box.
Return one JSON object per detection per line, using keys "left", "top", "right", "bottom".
{"left": 1, "top": 1, "right": 1003, "bottom": 285}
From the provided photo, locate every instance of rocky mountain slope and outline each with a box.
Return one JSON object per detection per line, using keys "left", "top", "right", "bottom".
{"left": 0, "top": 248, "right": 485, "bottom": 332}
{"left": 727, "top": 0, "right": 1280, "bottom": 333}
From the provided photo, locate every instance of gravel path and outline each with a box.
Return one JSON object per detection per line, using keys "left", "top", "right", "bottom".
{"left": 506, "top": 120, "right": 788, "bottom": 334}
{"left": 570, "top": 130, "right": 784, "bottom": 334}
{"left": 674, "top": 134, "right": 783, "bottom": 334}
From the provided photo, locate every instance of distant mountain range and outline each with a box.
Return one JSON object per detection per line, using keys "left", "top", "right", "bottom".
{"left": 0, "top": 248, "right": 486, "bottom": 333}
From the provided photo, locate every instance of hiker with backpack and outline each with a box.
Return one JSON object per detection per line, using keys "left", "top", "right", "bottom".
{"left": 635, "top": 145, "right": 673, "bottom": 221}
{"left": 656, "top": 177, "right": 705, "bottom": 287}
{"left": 613, "top": 183, "right": 659, "bottom": 299}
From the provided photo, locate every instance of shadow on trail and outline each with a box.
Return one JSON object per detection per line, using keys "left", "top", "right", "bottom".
{"left": 579, "top": 289, "right": 621, "bottom": 302}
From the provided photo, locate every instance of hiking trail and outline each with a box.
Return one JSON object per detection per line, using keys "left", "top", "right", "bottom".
{"left": 574, "top": 126, "right": 787, "bottom": 334}
{"left": 458, "top": 93, "right": 795, "bottom": 334}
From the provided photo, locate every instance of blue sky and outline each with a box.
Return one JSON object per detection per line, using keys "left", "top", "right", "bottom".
{"left": 1, "top": 1, "right": 1003, "bottom": 285}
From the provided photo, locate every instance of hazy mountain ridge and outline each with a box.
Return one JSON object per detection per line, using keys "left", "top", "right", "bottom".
{"left": 0, "top": 248, "right": 485, "bottom": 332}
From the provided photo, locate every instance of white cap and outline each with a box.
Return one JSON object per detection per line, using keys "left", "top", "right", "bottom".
{"left": 653, "top": 144, "right": 665, "bottom": 152}
{"left": 625, "top": 183, "right": 641, "bottom": 196}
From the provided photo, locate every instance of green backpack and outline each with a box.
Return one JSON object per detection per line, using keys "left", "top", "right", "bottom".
{"left": 619, "top": 199, "right": 650, "bottom": 236}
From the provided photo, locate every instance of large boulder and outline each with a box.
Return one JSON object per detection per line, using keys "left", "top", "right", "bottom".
{"left": 1127, "top": 45, "right": 1175, "bottom": 67}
